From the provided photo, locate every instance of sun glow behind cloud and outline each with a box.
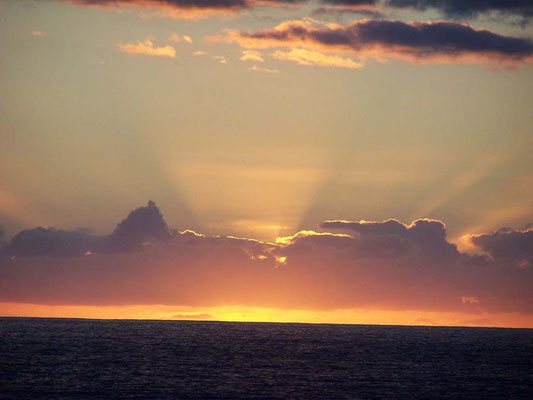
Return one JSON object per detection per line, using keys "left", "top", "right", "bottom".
{"left": 165, "top": 157, "right": 328, "bottom": 239}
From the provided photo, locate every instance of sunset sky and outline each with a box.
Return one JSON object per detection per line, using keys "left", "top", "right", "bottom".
{"left": 0, "top": 0, "right": 532, "bottom": 328}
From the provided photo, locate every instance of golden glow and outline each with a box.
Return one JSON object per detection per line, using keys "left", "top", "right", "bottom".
{"left": 275, "top": 256, "right": 287, "bottom": 265}
{"left": 276, "top": 230, "right": 351, "bottom": 244}
{"left": 0, "top": 188, "right": 50, "bottom": 228}
{"left": 1, "top": 303, "right": 531, "bottom": 328}
{"left": 165, "top": 158, "right": 328, "bottom": 240}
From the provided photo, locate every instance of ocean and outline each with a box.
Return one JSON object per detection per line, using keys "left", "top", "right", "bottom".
{"left": 1, "top": 318, "right": 532, "bottom": 399}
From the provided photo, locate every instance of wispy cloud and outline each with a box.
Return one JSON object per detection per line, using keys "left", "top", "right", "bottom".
{"left": 248, "top": 64, "right": 279, "bottom": 73}
{"left": 240, "top": 50, "right": 265, "bottom": 62}
{"left": 213, "top": 55, "right": 228, "bottom": 64}
{"left": 172, "top": 312, "right": 213, "bottom": 320}
{"left": 169, "top": 33, "right": 193, "bottom": 43}
{"left": 193, "top": 50, "right": 228, "bottom": 64}
{"left": 272, "top": 48, "right": 362, "bottom": 69}
{"left": 117, "top": 36, "right": 176, "bottom": 58}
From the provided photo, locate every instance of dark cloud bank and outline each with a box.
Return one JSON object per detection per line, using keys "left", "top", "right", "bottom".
{"left": 1, "top": 202, "right": 531, "bottom": 317}
{"left": 384, "top": 0, "right": 533, "bottom": 19}
{"left": 318, "top": 0, "right": 533, "bottom": 21}
{"left": 233, "top": 19, "right": 533, "bottom": 65}
{"left": 5, "top": 201, "right": 169, "bottom": 257}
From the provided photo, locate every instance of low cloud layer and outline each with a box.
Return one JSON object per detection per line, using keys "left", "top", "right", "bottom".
{"left": 320, "top": 219, "right": 459, "bottom": 261}
{"left": 1, "top": 202, "right": 531, "bottom": 320}
{"left": 218, "top": 18, "right": 533, "bottom": 68}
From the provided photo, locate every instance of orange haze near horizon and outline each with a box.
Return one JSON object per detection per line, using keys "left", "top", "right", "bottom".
{"left": 1, "top": 303, "right": 531, "bottom": 329}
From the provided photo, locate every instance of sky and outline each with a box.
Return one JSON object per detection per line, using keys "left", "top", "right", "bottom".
{"left": 0, "top": 0, "right": 532, "bottom": 328}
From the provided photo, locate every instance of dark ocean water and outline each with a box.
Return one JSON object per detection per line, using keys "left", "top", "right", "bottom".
{"left": 1, "top": 318, "right": 532, "bottom": 399}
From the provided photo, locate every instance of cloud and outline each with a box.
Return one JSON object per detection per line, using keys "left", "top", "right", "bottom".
{"left": 172, "top": 312, "right": 213, "bottom": 320}
{"left": 315, "top": 0, "right": 382, "bottom": 14}
{"left": 193, "top": 51, "right": 228, "bottom": 64}
{"left": 169, "top": 33, "right": 181, "bottom": 42}
{"left": 248, "top": 64, "right": 280, "bottom": 73}
{"left": 66, "top": 0, "right": 309, "bottom": 20}
{"left": 117, "top": 36, "right": 176, "bottom": 57}
{"left": 1, "top": 203, "right": 531, "bottom": 320}
{"left": 317, "top": 1, "right": 533, "bottom": 22}
{"left": 385, "top": 0, "right": 533, "bottom": 20}
{"left": 57, "top": 0, "right": 533, "bottom": 23}
{"left": 272, "top": 48, "right": 363, "bottom": 68}
{"left": 68, "top": 0, "right": 251, "bottom": 20}
{"left": 216, "top": 18, "right": 533, "bottom": 68}
{"left": 311, "top": 7, "right": 385, "bottom": 19}
{"left": 279, "top": 219, "right": 457, "bottom": 262}
{"left": 4, "top": 201, "right": 170, "bottom": 256}
{"left": 212, "top": 55, "right": 229, "bottom": 64}
{"left": 468, "top": 227, "right": 533, "bottom": 267}
{"left": 239, "top": 50, "right": 265, "bottom": 62}
{"left": 169, "top": 33, "right": 192, "bottom": 43}
{"left": 254, "top": 0, "right": 307, "bottom": 8}
{"left": 321, "top": 218, "right": 460, "bottom": 261}
{"left": 7, "top": 227, "right": 99, "bottom": 257}
{"left": 323, "top": 0, "right": 377, "bottom": 4}
{"left": 103, "top": 200, "right": 170, "bottom": 252}
{"left": 312, "top": 0, "right": 384, "bottom": 19}
{"left": 0, "top": 229, "right": 6, "bottom": 253}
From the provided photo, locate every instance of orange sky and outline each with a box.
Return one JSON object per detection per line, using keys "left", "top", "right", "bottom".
{"left": 0, "top": 0, "right": 532, "bottom": 328}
